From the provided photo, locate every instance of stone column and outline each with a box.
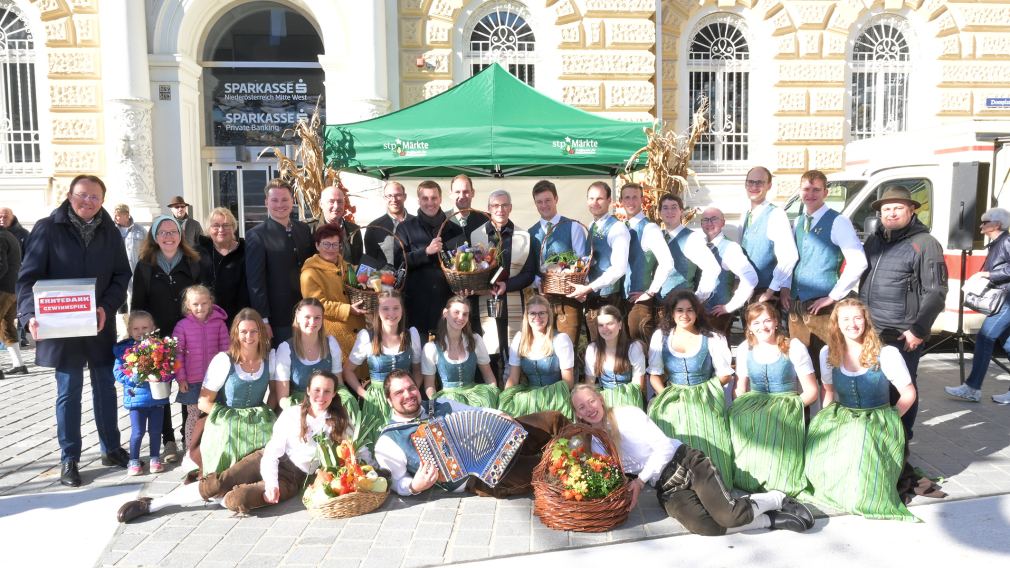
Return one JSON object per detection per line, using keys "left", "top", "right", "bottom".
{"left": 100, "top": 0, "right": 160, "bottom": 221}
{"left": 319, "top": 0, "right": 392, "bottom": 123}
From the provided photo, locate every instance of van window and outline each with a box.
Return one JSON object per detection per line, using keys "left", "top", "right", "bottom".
{"left": 851, "top": 177, "right": 933, "bottom": 240}
{"left": 783, "top": 180, "right": 865, "bottom": 223}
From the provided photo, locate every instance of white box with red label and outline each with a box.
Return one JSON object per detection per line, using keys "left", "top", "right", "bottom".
{"left": 33, "top": 278, "right": 98, "bottom": 340}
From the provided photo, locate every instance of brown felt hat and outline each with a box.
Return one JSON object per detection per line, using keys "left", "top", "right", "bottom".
{"left": 167, "top": 195, "right": 190, "bottom": 208}
{"left": 871, "top": 186, "right": 921, "bottom": 211}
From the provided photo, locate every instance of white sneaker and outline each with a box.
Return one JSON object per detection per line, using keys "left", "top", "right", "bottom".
{"left": 944, "top": 384, "right": 981, "bottom": 402}
{"left": 992, "top": 391, "right": 1010, "bottom": 405}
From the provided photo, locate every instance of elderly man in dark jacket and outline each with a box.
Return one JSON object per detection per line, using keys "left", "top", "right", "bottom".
{"left": 306, "top": 185, "right": 362, "bottom": 264}
{"left": 17, "top": 175, "right": 133, "bottom": 487}
{"left": 245, "top": 179, "right": 314, "bottom": 346}
{"left": 859, "top": 186, "right": 947, "bottom": 438}
{"left": 396, "top": 180, "right": 464, "bottom": 337}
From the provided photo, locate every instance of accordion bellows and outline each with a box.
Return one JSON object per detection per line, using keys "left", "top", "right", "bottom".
{"left": 410, "top": 410, "right": 528, "bottom": 488}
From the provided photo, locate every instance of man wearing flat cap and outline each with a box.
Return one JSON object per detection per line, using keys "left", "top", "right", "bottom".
{"left": 859, "top": 185, "right": 947, "bottom": 439}
{"left": 167, "top": 196, "right": 203, "bottom": 247}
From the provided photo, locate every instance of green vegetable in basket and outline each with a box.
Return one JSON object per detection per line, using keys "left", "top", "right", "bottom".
{"left": 544, "top": 251, "right": 579, "bottom": 266}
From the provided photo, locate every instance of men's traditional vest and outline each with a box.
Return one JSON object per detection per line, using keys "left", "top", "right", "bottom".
{"left": 660, "top": 227, "right": 698, "bottom": 298}
{"left": 379, "top": 400, "right": 469, "bottom": 491}
{"left": 624, "top": 215, "right": 658, "bottom": 298}
{"left": 705, "top": 237, "right": 734, "bottom": 310}
{"left": 792, "top": 208, "right": 843, "bottom": 302}
{"left": 741, "top": 204, "right": 777, "bottom": 289}
{"left": 589, "top": 215, "right": 621, "bottom": 296}
{"left": 529, "top": 217, "right": 578, "bottom": 267}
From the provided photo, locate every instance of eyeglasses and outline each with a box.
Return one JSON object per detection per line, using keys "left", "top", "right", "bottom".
{"left": 745, "top": 179, "right": 768, "bottom": 187}
{"left": 384, "top": 194, "right": 406, "bottom": 201}
{"left": 156, "top": 230, "right": 180, "bottom": 238}
{"left": 210, "top": 223, "right": 234, "bottom": 230}
{"left": 489, "top": 203, "right": 512, "bottom": 210}
{"left": 317, "top": 241, "right": 342, "bottom": 250}
{"left": 528, "top": 311, "right": 549, "bottom": 319}
{"left": 71, "top": 193, "right": 101, "bottom": 203}
{"left": 700, "top": 216, "right": 722, "bottom": 224}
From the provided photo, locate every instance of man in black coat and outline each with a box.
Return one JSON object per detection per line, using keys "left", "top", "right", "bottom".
{"left": 306, "top": 184, "right": 362, "bottom": 264}
{"left": 17, "top": 175, "right": 133, "bottom": 486}
{"left": 0, "top": 207, "right": 29, "bottom": 253}
{"left": 396, "top": 180, "right": 464, "bottom": 338}
{"left": 0, "top": 225, "right": 25, "bottom": 378}
{"left": 859, "top": 185, "right": 947, "bottom": 438}
{"left": 245, "top": 179, "right": 315, "bottom": 347}
{"left": 366, "top": 180, "right": 414, "bottom": 266}
{"left": 448, "top": 174, "right": 490, "bottom": 243}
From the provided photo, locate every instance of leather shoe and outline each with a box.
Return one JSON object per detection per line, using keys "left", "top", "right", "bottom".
{"left": 117, "top": 498, "right": 152, "bottom": 523}
{"left": 102, "top": 447, "right": 130, "bottom": 468}
{"left": 60, "top": 460, "right": 81, "bottom": 487}
{"left": 767, "top": 510, "right": 809, "bottom": 533}
{"left": 7, "top": 365, "right": 28, "bottom": 375}
{"left": 780, "top": 496, "right": 815, "bottom": 529}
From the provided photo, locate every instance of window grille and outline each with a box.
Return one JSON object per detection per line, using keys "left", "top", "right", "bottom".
{"left": 688, "top": 18, "right": 750, "bottom": 171}
{"left": 0, "top": 1, "right": 41, "bottom": 173}
{"left": 849, "top": 19, "right": 910, "bottom": 140}
{"left": 465, "top": 3, "right": 536, "bottom": 87}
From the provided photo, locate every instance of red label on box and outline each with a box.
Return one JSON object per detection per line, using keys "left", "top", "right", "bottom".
{"left": 38, "top": 295, "right": 93, "bottom": 314}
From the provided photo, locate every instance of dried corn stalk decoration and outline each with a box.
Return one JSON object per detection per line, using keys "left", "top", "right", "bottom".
{"left": 623, "top": 96, "right": 710, "bottom": 225}
{"left": 259, "top": 98, "right": 355, "bottom": 223}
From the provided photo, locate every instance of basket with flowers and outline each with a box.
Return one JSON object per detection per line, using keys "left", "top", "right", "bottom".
{"left": 532, "top": 424, "right": 632, "bottom": 532}
{"left": 302, "top": 437, "right": 388, "bottom": 518}
{"left": 120, "top": 332, "right": 180, "bottom": 400}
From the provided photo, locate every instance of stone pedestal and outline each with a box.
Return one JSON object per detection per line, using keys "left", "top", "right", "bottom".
{"left": 105, "top": 98, "right": 160, "bottom": 221}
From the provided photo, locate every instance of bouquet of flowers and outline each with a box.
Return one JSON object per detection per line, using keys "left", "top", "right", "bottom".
{"left": 303, "top": 437, "right": 387, "bottom": 510}
{"left": 120, "top": 333, "right": 180, "bottom": 385}
{"left": 546, "top": 437, "right": 623, "bottom": 501}
{"left": 443, "top": 243, "right": 499, "bottom": 273}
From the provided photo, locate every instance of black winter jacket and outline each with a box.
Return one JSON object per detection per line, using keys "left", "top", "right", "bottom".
{"left": 131, "top": 256, "right": 201, "bottom": 336}
{"left": 982, "top": 231, "right": 1010, "bottom": 292}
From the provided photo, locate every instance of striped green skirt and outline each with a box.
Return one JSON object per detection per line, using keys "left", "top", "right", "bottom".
{"left": 647, "top": 377, "right": 733, "bottom": 489}
{"left": 435, "top": 383, "right": 500, "bottom": 409}
{"left": 802, "top": 403, "right": 918, "bottom": 522}
{"left": 601, "top": 383, "right": 645, "bottom": 410}
{"left": 730, "top": 391, "right": 806, "bottom": 496}
{"left": 200, "top": 403, "right": 276, "bottom": 476}
{"left": 358, "top": 380, "right": 392, "bottom": 450}
{"left": 499, "top": 380, "right": 573, "bottom": 420}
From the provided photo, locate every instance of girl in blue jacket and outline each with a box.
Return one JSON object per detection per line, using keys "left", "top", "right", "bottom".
{"left": 114, "top": 311, "right": 169, "bottom": 475}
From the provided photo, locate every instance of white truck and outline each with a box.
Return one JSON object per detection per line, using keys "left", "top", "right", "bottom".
{"left": 783, "top": 120, "right": 1010, "bottom": 335}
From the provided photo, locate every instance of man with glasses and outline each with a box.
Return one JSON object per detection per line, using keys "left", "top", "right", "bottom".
{"left": 469, "top": 190, "right": 537, "bottom": 379}
{"left": 245, "top": 179, "right": 315, "bottom": 347}
{"left": 167, "top": 195, "right": 203, "bottom": 247}
{"left": 699, "top": 207, "right": 758, "bottom": 336}
{"left": 17, "top": 175, "right": 133, "bottom": 486}
{"left": 619, "top": 182, "right": 674, "bottom": 343}
{"left": 448, "top": 174, "right": 489, "bottom": 241}
{"left": 308, "top": 185, "right": 362, "bottom": 264}
{"left": 366, "top": 180, "right": 414, "bottom": 266}
{"left": 739, "top": 167, "right": 798, "bottom": 305}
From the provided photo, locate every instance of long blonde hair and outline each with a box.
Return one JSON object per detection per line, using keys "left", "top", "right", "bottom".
{"left": 827, "top": 299, "right": 882, "bottom": 369}
{"left": 370, "top": 291, "right": 409, "bottom": 356}
{"left": 228, "top": 308, "right": 271, "bottom": 362}
{"left": 519, "top": 295, "right": 555, "bottom": 358}
{"left": 571, "top": 384, "right": 621, "bottom": 456}
{"left": 290, "top": 298, "right": 330, "bottom": 361}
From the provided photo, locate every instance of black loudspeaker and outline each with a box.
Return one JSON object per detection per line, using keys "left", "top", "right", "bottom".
{"left": 948, "top": 161, "right": 990, "bottom": 250}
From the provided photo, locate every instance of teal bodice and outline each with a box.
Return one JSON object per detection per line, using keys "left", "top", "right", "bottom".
{"left": 660, "top": 334, "right": 713, "bottom": 387}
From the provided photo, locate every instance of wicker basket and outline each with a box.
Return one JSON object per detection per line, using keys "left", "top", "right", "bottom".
{"left": 539, "top": 219, "right": 594, "bottom": 296}
{"left": 531, "top": 423, "right": 632, "bottom": 532}
{"left": 342, "top": 225, "right": 407, "bottom": 316}
{"left": 437, "top": 208, "right": 499, "bottom": 295}
{"left": 302, "top": 481, "right": 389, "bottom": 519}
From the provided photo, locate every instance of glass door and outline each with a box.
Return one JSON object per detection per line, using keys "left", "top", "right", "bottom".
{"left": 208, "top": 162, "right": 274, "bottom": 237}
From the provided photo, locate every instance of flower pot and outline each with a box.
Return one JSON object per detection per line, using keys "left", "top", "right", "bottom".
{"left": 149, "top": 381, "right": 172, "bottom": 400}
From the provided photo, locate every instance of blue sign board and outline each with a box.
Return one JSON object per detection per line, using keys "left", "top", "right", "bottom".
{"left": 985, "top": 97, "right": 1010, "bottom": 109}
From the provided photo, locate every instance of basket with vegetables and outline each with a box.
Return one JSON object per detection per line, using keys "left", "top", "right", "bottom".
{"left": 539, "top": 220, "right": 594, "bottom": 296}
{"left": 302, "top": 437, "right": 389, "bottom": 519}
{"left": 437, "top": 208, "right": 501, "bottom": 295}
{"left": 344, "top": 226, "right": 407, "bottom": 315}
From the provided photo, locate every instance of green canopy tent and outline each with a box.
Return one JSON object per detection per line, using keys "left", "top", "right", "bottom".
{"left": 324, "top": 63, "right": 649, "bottom": 179}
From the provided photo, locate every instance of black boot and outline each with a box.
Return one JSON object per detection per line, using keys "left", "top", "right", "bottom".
{"left": 60, "top": 460, "right": 81, "bottom": 487}
{"left": 7, "top": 365, "right": 28, "bottom": 375}
{"left": 102, "top": 447, "right": 130, "bottom": 468}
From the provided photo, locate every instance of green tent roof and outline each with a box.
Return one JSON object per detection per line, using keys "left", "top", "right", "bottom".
{"left": 324, "top": 63, "right": 649, "bottom": 178}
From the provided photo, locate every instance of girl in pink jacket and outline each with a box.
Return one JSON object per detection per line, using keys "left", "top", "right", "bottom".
{"left": 172, "top": 285, "right": 230, "bottom": 453}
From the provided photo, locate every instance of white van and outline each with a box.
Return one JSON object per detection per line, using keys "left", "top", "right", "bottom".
{"left": 783, "top": 121, "right": 1010, "bottom": 335}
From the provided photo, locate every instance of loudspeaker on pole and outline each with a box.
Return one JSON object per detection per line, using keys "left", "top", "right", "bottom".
{"left": 948, "top": 161, "right": 991, "bottom": 251}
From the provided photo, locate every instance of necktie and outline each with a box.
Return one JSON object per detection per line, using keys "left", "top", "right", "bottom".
{"left": 743, "top": 209, "right": 753, "bottom": 234}
{"left": 804, "top": 214, "right": 812, "bottom": 233}
{"left": 545, "top": 220, "right": 553, "bottom": 236}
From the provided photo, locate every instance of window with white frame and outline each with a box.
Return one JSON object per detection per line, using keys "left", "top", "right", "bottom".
{"left": 849, "top": 18, "right": 911, "bottom": 140}
{"left": 465, "top": 2, "right": 536, "bottom": 86}
{"left": 0, "top": 1, "right": 41, "bottom": 173}
{"left": 688, "top": 17, "right": 750, "bottom": 170}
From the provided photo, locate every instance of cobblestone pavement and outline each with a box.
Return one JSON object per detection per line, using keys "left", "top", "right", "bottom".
{"left": 2, "top": 348, "right": 1009, "bottom": 567}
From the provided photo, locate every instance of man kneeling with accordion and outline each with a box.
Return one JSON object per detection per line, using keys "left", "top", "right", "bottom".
{"left": 375, "top": 370, "right": 568, "bottom": 498}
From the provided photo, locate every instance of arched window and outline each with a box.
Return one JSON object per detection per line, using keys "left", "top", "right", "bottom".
{"left": 465, "top": 2, "right": 536, "bottom": 86}
{"left": 688, "top": 17, "right": 750, "bottom": 170}
{"left": 0, "top": 2, "right": 40, "bottom": 172}
{"left": 849, "top": 18, "right": 911, "bottom": 140}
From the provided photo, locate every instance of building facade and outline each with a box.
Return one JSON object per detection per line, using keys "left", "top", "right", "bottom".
{"left": 2, "top": 0, "right": 1010, "bottom": 229}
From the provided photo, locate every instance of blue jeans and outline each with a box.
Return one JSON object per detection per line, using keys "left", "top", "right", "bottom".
{"left": 129, "top": 407, "right": 164, "bottom": 461}
{"left": 55, "top": 365, "right": 122, "bottom": 462}
{"left": 966, "top": 302, "right": 1010, "bottom": 390}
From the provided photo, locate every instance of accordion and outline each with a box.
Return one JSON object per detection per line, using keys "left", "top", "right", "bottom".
{"left": 410, "top": 410, "right": 528, "bottom": 488}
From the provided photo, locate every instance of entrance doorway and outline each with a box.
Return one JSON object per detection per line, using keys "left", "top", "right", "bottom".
{"left": 207, "top": 162, "right": 274, "bottom": 237}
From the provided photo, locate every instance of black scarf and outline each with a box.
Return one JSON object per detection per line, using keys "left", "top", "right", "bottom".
{"left": 417, "top": 208, "right": 446, "bottom": 233}
{"left": 67, "top": 205, "right": 102, "bottom": 248}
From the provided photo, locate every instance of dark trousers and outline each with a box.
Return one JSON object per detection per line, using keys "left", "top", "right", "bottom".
{"left": 468, "top": 410, "right": 570, "bottom": 498}
{"left": 656, "top": 444, "right": 753, "bottom": 536}
{"left": 199, "top": 450, "right": 307, "bottom": 514}
{"left": 883, "top": 336, "right": 923, "bottom": 440}
{"left": 161, "top": 404, "right": 176, "bottom": 444}
{"left": 55, "top": 364, "right": 121, "bottom": 462}
{"left": 128, "top": 407, "right": 165, "bottom": 461}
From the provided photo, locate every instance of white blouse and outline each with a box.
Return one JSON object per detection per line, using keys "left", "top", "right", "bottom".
{"left": 818, "top": 345, "right": 912, "bottom": 387}
{"left": 507, "top": 332, "right": 575, "bottom": 369}
{"left": 272, "top": 336, "right": 343, "bottom": 382}
{"left": 583, "top": 341, "right": 647, "bottom": 382}
{"left": 203, "top": 350, "right": 276, "bottom": 392}
{"left": 421, "top": 334, "right": 492, "bottom": 376}
{"left": 347, "top": 327, "right": 422, "bottom": 367}
{"left": 735, "top": 338, "right": 815, "bottom": 380}
{"left": 646, "top": 330, "right": 733, "bottom": 377}
{"left": 589, "top": 406, "right": 678, "bottom": 487}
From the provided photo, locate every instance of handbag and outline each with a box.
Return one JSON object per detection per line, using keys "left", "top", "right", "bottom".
{"left": 965, "top": 284, "right": 1007, "bottom": 316}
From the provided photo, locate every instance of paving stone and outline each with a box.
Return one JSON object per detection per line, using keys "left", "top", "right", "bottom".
{"left": 531, "top": 528, "right": 570, "bottom": 551}
{"left": 326, "top": 540, "right": 373, "bottom": 559}
{"left": 96, "top": 550, "right": 127, "bottom": 566}
{"left": 283, "top": 545, "right": 329, "bottom": 565}
{"left": 453, "top": 528, "right": 492, "bottom": 546}
{"left": 380, "top": 514, "right": 421, "bottom": 530}
{"left": 236, "top": 554, "right": 284, "bottom": 568}
{"left": 118, "top": 541, "right": 177, "bottom": 566}
{"left": 146, "top": 524, "right": 198, "bottom": 542}
{"left": 196, "top": 519, "right": 240, "bottom": 536}
{"left": 458, "top": 513, "right": 495, "bottom": 530}
{"left": 251, "top": 536, "right": 296, "bottom": 555}
{"left": 268, "top": 519, "right": 310, "bottom": 536}
{"left": 447, "top": 546, "right": 490, "bottom": 562}
{"left": 490, "top": 535, "right": 531, "bottom": 555}
{"left": 419, "top": 508, "right": 458, "bottom": 524}
{"left": 160, "top": 551, "right": 206, "bottom": 568}
{"left": 200, "top": 543, "right": 252, "bottom": 564}
{"left": 412, "top": 522, "right": 453, "bottom": 540}
{"left": 407, "top": 538, "right": 448, "bottom": 557}
{"left": 179, "top": 534, "right": 223, "bottom": 551}
{"left": 338, "top": 523, "right": 380, "bottom": 540}
{"left": 109, "top": 532, "right": 147, "bottom": 551}
{"left": 493, "top": 520, "right": 531, "bottom": 536}
{"left": 359, "top": 547, "right": 407, "bottom": 568}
